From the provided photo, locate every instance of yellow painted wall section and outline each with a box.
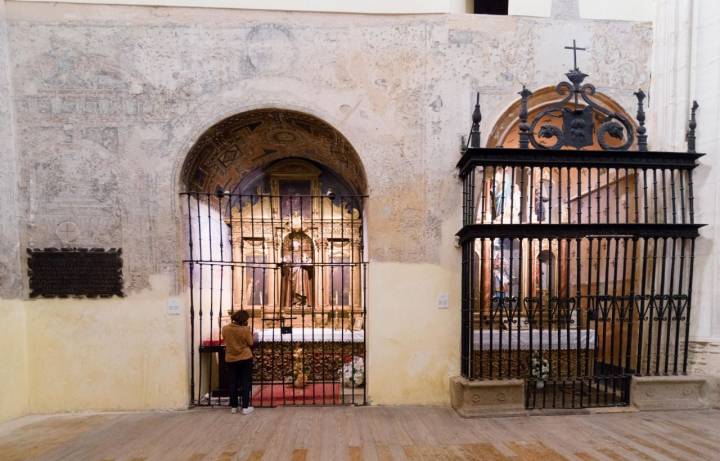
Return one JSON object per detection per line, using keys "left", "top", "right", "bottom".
{"left": 0, "top": 300, "right": 29, "bottom": 422}
{"left": 25, "top": 275, "right": 188, "bottom": 413}
{"left": 367, "top": 262, "right": 460, "bottom": 405}
{"left": 6, "top": 263, "right": 462, "bottom": 415}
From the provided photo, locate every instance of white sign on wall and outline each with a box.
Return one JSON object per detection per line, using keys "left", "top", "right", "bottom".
{"left": 437, "top": 292, "right": 449, "bottom": 310}
{"left": 167, "top": 298, "right": 181, "bottom": 316}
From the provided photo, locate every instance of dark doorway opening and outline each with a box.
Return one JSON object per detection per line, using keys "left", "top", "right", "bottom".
{"left": 474, "top": 0, "right": 509, "bottom": 15}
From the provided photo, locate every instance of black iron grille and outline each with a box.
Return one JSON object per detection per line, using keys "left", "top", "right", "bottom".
{"left": 459, "top": 155, "right": 702, "bottom": 409}
{"left": 182, "top": 192, "right": 367, "bottom": 407}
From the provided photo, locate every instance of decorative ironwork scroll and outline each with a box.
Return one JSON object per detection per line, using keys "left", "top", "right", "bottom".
{"left": 27, "top": 248, "right": 124, "bottom": 298}
{"left": 518, "top": 40, "right": 639, "bottom": 151}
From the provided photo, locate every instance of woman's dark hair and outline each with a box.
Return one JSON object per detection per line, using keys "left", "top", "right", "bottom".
{"left": 231, "top": 310, "right": 249, "bottom": 326}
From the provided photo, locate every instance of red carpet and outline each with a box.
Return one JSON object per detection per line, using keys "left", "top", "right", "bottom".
{"left": 252, "top": 383, "right": 342, "bottom": 406}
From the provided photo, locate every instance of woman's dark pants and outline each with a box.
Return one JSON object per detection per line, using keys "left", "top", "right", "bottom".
{"left": 228, "top": 359, "right": 253, "bottom": 409}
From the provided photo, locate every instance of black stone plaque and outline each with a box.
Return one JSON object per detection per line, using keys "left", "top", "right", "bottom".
{"left": 27, "top": 248, "right": 124, "bottom": 298}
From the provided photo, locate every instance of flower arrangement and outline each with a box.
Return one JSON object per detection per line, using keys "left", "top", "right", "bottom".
{"left": 530, "top": 351, "right": 550, "bottom": 389}
{"left": 341, "top": 356, "right": 365, "bottom": 388}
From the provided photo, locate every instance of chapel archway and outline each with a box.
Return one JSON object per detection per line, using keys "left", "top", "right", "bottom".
{"left": 180, "top": 109, "right": 368, "bottom": 408}
{"left": 180, "top": 108, "right": 367, "bottom": 195}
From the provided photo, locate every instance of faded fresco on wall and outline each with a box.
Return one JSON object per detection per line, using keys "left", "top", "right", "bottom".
{"left": 0, "top": 2, "right": 653, "bottom": 416}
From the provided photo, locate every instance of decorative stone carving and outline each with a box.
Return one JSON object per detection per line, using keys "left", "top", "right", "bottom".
{"left": 246, "top": 24, "right": 297, "bottom": 76}
{"left": 181, "top": 109, "right": 367, "bottom": 195}
{"left": 630, "top": 376, "right": 709, "bottom": 410}
{"left": 55, "top": 221, "right": 78, "bottom": 243}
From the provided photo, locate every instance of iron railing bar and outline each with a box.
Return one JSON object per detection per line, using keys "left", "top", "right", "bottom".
{"left": 196, "top": 193, "right": 204, "bottom": 406}
{"left": 456, "top": 224, "right": 705, "bottom": 242}
{"left": 186, "top": 193, "right": 196, "bottom": 405}
{"left": 683, "top": 238, "right": 695, "bottom": 374}
{"left": 456, "top": 148, "right": 704, "bottom": 178}
{"left": 207, "top": 194, "right": 215, "bottom": 407}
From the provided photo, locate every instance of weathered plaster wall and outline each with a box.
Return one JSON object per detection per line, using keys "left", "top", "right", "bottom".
{"left": 0, "top": 1, "right": 28, "bottom": 423}
{"left": 0, "top": 1, "right": 21, "bottom": 299}
{"left": 0, "top": 1, "right": 651, "bottom": 416}
{"left": 13, "top": 0, "right": 459, "bottom": 14}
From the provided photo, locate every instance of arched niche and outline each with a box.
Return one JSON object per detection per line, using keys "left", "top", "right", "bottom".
{"left": 180, "top": 108, "right": 367, "bottom": 195}
{"left": 179, "top": 107, "right": 367, "bottom": 349}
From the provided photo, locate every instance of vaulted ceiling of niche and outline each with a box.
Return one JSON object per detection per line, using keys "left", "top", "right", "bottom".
{"left": 181, "top": 109, "right": 367, "bottom": 195}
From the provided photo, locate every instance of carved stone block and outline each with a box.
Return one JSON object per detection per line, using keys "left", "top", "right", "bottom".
{"left": 450, "top": 376, "right": 525, "bottom": 417}
{"left": 630, "top": 375, "right": 709, "bottom": 410}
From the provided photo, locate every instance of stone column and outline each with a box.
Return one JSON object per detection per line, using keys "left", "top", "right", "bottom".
{"left": 649, "top": 0, "right": 695, "bottom": 151}
{"left": 688, "top": 0, "right": 720, "bottom": 383}
{"left": 651, "top": 0, "right": 720, "bottom": 383}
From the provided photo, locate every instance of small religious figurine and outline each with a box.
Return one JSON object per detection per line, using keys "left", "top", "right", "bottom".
{"left": 534, "top": 188, "right": 549, "bottom": 222}
{"left": 292, "top": 347, "right": 308, "bottom": 388}
{"left": 492, "top": 179, "right": 504, "bottom": 219}
{"left": 492, "top": 251, "right": 511, "bottom": 298}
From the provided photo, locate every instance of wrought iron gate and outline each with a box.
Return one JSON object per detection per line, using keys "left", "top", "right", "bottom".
{"left": 458, "top": 60, "right": 703, "bottom": 409}
{"left": 182, "top": 191, "right": 367, "bottom": 407}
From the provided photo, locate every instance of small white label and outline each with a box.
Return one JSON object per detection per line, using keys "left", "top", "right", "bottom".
{"left": 167, "top": 298, "right": 181, "bottom": 316}
{"left": 437, "top": 292, "right": 449, "bottom": 309}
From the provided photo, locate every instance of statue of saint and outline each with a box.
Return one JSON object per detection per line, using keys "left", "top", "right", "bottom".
{"left": 282, "top": 233, "right": 314, "bottom": 308}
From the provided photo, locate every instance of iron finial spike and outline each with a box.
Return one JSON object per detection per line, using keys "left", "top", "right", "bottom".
{"left": 634, "top": 89, "right": 648, "bottom": 152}
{"left": 687, "top": 100, "right": 699, "bottom": 153}
{"left": 472, "top": 92, "right": 482, "bottom": 124}
{"left": 518, "top": 85, "right": 532, "bottom": 149}
{"left": 469, "top": 92, "right": 482, "bottom": 148}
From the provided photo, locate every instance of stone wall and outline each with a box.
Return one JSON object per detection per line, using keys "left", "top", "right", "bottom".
{"left": 0, "top": 0, "right": 652, "bottom": 419}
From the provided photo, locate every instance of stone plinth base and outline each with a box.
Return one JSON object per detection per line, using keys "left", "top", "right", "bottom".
{"left": 630, "top": 375, "right": 709, "bottom": 410}
{"left": 450, "top": 376, "right": 525, "bottom": 417}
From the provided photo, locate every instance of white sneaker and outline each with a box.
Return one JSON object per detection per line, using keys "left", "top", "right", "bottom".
{"left": 241, "top": 407, "right": 254, "bottom": 415}
{"left": 230, "top": 407, "right": 238, "bottom": 414}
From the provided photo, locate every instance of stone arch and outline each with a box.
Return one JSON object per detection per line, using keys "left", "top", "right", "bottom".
{"left": 179, "top": 108, "right": 367, "bottom": 195}
{"left": 486, "top": 86, "right": 638, "bottom": 149}
{"left": 179, "top": 108, "right": 369, "bottom": 407}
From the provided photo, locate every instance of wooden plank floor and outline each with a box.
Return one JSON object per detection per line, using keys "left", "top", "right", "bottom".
{"left": 1, "top": 407, "right": 719, "bottom": 461}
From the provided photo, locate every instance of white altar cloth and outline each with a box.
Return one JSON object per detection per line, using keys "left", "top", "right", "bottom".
{"left": 473, "top": 329, "right": 596, "bottom": 350}
{"left": 256, "top": 327, "right": 364, "bottom": 343}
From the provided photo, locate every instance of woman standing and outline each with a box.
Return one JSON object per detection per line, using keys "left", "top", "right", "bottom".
{"left": 222, "top": 310, "right": 256, "bottom": 414}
